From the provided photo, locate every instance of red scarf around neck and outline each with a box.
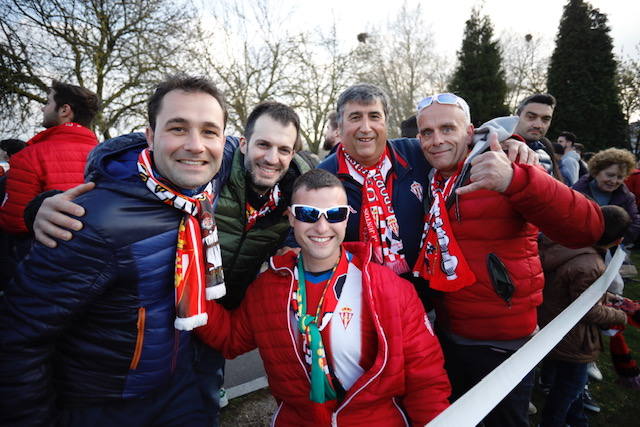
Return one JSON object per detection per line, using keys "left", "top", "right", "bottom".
{"left": 413, "top": 168, "right": 476, "bottom": 292}
{"left": 245, "top": 184, "right": 281, "bottom": 231}
{"left": 337, "top": 145, "right": 409, "bottom": 274}
{"left": 138, "top": 148, "right": 225, "bottom": 330}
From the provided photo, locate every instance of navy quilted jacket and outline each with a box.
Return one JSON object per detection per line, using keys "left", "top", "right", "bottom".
{"left": 0, "top": 132, "right": 232, "bottom": 426}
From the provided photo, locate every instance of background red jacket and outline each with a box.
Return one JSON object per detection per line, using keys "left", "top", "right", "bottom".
{"left": 0, "top": 122, "right": 97, "bottom": 233}
{"left": 435, "top": 163, "right": 604, "bottom": 341}
{"left": 198, "top": 242, "right": 451, "bottom": 426}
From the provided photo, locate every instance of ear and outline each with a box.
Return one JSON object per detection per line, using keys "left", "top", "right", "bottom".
{"left": 59, "top": 103, "right": 74, "bottom": 122}
{"left": 239, "top": 136, "right": 248, "bottom": 155}
{"left": 145, "top": 127, "right": 154, "bottom": 149}
{"left": 287, "top": 206, "right": 295, "bottom": 227}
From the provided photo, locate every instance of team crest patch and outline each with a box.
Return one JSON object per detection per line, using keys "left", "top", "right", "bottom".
{"left": 410, "top": 181, "right": 423, "bottom": 202}
{"left": 339, "top": 307, "right": 354, "bottom": 329}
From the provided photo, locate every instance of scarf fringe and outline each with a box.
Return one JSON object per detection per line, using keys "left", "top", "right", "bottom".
{"left": 174, "top": 312, "right": 208, "bottom": 331}
{"left": 206, "top": 284, "right": 227, "bottom": 300}
{"left": 385, "top": 258, "right": 410, "bottom": 275}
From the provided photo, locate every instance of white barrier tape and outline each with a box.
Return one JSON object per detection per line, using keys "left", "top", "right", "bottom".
{"left": 427, "top": 246, "right": 626, "bottom": 427}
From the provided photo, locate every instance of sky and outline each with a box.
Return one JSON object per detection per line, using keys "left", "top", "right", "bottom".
{"left": 292, "top": 0, "right": 640, "bottom": 60}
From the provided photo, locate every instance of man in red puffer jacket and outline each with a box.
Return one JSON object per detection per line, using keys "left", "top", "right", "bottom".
{"left": 198, "top": 169, "right": 451, "bottom": 426}
{"left": 0, "top": 81, "right": 99, "bottom": 242}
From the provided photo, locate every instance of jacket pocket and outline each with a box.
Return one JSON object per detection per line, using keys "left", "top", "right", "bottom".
{"left": 486, "top": 253, "right": 514, "bottom": 306}
{"left": 129, "top": 307, "right": 146, "bottom": 370}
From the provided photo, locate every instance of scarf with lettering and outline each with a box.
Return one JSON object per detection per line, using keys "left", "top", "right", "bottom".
{"left": 245, "top": 184, "right": 281, "bottom": 231}
{"left": 338, "top": 145, "right": 409, "bottom": 274}
{"left": 291, "top": 249, "right": 350, "bottom": 421}
{"left": 413, "top": 168, "right": 475, "bottom": 292}
{"left": 138, "top": 148, "right": 225, "bottom": 331}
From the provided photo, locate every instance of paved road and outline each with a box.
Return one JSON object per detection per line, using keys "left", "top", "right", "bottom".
{"left": 224, "top": 349, "right": 268, "bottom": 399}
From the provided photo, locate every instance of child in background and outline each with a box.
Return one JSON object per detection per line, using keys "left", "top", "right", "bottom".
{"left": 537, "top": 205, "right": 630, "bottom": 426}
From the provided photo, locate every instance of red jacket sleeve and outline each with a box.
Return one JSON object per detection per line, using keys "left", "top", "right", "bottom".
{"left": 396, "top": 276, "right": 451, "bottom": 423}
{"left": 0, "top": 148, "right": 42, "bottom": 233}
{"left": 503, "top": 163, "right": 604, "bottom": 248}
{"left": 196, "top": 283, "right": 259, "bottom": 359}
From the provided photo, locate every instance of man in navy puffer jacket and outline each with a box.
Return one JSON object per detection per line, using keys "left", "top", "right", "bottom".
{"left": 0, "top": 75, "right": 231, "bottom": 426}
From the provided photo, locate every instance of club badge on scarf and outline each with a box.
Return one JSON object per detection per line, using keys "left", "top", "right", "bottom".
{"left": 413, "top": 170, "right": 476, "bottom": 292}
{"left": 338, "top": 146, "right": 409, "bottom": 274}
{"left": 245, "top": 184, "right": 281, "bottom": 231}
{"left": 138, "top": 148, "right": 225, "bottom": 331}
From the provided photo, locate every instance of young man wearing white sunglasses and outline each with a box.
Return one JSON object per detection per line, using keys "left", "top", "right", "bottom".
{"left": 197, "top": 168, "right": 451, "bottom": 426}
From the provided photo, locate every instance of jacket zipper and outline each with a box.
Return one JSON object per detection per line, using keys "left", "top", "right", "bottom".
{"left": 129, "top": 307, "right": 146, "bottom": 370}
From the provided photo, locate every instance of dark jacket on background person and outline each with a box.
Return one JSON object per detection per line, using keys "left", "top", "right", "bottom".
{"left": 215, "top": 149, "right": 313, "bottom": 309}
{"left": 573, "top": 174, "right": 640, "bottom": 243}
{"left": 0, "top": 132, "right": 231, "bottom": 425}
{"left": 538, "top": 235, "right": 627, "bottom": 363}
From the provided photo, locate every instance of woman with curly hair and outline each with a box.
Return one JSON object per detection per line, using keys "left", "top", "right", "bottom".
{"left": 573, "top": 148, "right": 640, "bottom": 244}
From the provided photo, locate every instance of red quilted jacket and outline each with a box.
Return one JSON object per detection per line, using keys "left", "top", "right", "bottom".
{"left": 0, "top": 123, "right": 97, "bottom": 233}
{"left": 434, "top": 163, "right": 604, "bottom": 341}
{"left": 198, "top": 242, "right": 451, "bottom": 426}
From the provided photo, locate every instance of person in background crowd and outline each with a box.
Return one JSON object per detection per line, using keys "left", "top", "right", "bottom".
{"left": 400, "top": 115, "right": 418, "bottom": 138}
{"left": 414, "top": 92, "right": 604, "bottom": 427}
{"left": 514, "top": 93, "right": 564, "bottom": 181}
{"left": 0, "top": 81, "right": 99, "bottom": 239}
{"left": 538, "top": 205, "right": 630, "bottom": 427}
{"left": 197, "top": 169, "right": 451, "bottom": 426}
{"left": 322, "top": 110, "right": 340, "bottom": 155}
{"left": 573, "top": 143, "right": 589, "bottom": 177}
{"left": 0, "top": 74, "right": 229, "bottom": 426}
{"left": 557, "top": 131, "right": 580, "bottom": 186}
{"left": 624, "top": 160, "right": 640, "bottom": 212}
{"left": 0, "top": 138, "right": 26, "bottom": 177}
{"left": 573, "top": 148, "right": 640, "bottom": 246}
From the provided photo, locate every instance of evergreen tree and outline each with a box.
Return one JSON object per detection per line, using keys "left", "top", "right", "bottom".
{"left": 449, "top": 8, "right": 509, "bottom": 126}
{"left": 547, "top": 0, "right": 627, "bottom": 151}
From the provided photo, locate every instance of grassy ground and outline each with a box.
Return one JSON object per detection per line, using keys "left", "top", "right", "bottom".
{"left": 531, "top": 250, "right": 640, "bottom": 426}
{"left": 220, "top": 253, "right": 640, "bottom": 426}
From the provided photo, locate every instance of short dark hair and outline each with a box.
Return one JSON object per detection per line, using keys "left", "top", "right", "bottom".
{"left": 400, "top": 115, "right": 418, "bottom": 138}
{"left": 244, "top": 101, "right": 301, "bottom": 151}
{"left": 291, "top": 169, "right": 345, "bottom": 204}
{"left": 516, "top": 93, "right": 556, "bottom": 115}
{"left": 0, "top": 139, "right": 26, "bottom": 156}
{"left": 147, "top": 74, "right": 227, "bottom": 132}
{"left": 597, "top": 205, "right": 631, "bottom": 246}
{"left": 336, "top": 83, "right": 389, "bottom": 126}
{"left": 552, "top": 142, "right": 564, "bottom": 156}
{"left": 558, "top": 131, "right": 577, "bottom": 145}
{"left": 51, "top": 81, "right": 100, "bottom": 128}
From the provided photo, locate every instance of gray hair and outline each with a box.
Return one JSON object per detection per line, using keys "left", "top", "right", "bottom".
{"left": 336, "top": 84, "right": 390, "bottom": 126}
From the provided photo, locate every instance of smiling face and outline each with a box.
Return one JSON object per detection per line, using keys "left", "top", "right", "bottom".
{"left": 339, "top": 100, "right": 388, "bottom": 166}
{"left": 417, "top": 103, "right": 474, "bottom": 178}
{"left": 515, "top": 102, "right": 554, "bottom": 142}
{"left": 145, "top": 89, "right": 225, "bottom": 190}
{"left": 289, "top": 185, "right": 347, "bottom": 272}
{"left": 240, "top": 114, "right": 297, "bottom": 194}
{"left": 593, "top": 163, "right": 627, "bottom": 193}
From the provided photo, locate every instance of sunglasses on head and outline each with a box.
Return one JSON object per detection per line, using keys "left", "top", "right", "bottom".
{"left": 416, "top": 93, "right": 471, "bottom": 121}
{"left": 291, "top": 204, "right": 350, "bottom": 223}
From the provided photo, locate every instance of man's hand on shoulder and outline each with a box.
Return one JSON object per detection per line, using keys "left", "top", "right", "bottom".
{"left": 457, "top": 134, "right": 514, "bottom": 195}
{"left": 34, "top": 182, "right": 95, "bottom": 248}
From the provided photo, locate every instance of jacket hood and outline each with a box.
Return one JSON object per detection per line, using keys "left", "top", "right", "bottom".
{"left": 539, "top": 234, "right": 598, "bottom": 273}
{"left": 269, "top": 241, "right": 372, "bottom": 272}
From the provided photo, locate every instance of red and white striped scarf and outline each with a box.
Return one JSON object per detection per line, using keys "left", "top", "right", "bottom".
{"left": 413, "top": 168, "right": 475, "bottom": 292}
{"left": 337, "top": 145, "right": 409, "bottom": 274}
{"left": 138, "top": 148, "right": 225, "bottom": 331}
{"left": 245, "top": 184, "right": 281, "bottom": 231}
